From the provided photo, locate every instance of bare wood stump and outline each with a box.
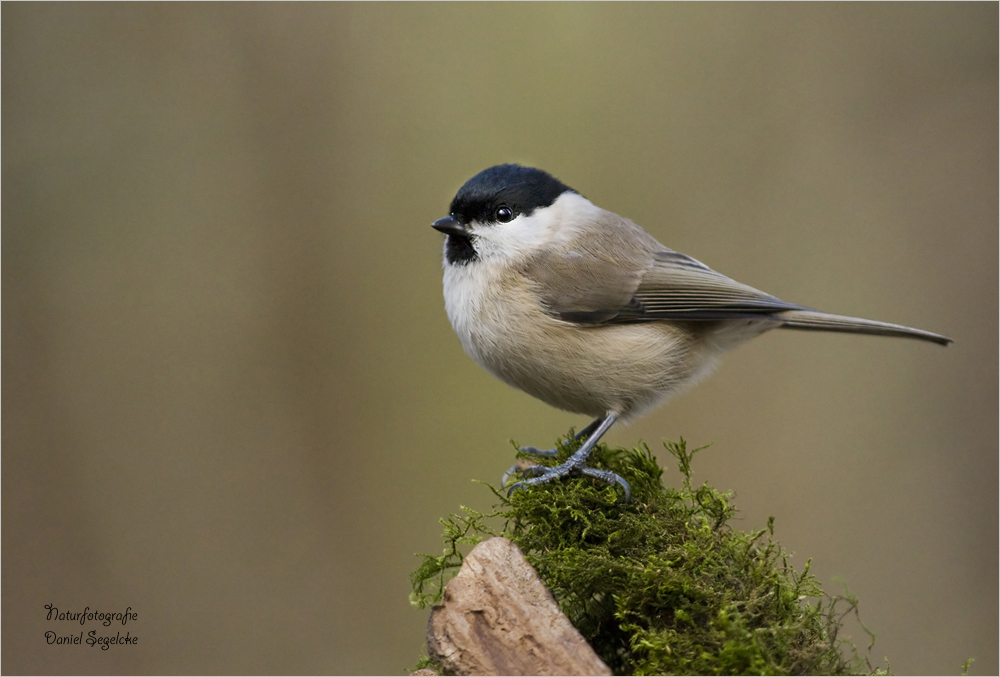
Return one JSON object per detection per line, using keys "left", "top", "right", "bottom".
{"left": 427, "top": 537, "right": 611, "bottom": 676}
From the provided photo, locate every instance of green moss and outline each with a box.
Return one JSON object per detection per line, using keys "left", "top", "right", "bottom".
{"left": 411, "top": 432, "right": 879, "bottom": 675}
{"left": 410, "top": 654, "right": 444, "bottom": 675}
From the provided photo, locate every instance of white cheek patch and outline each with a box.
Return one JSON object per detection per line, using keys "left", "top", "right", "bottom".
{"left": 469, "top": 192, "right": 603, "bottom": 262}
{"left": 471, "top": 214, "right": 547, "bottom": 260}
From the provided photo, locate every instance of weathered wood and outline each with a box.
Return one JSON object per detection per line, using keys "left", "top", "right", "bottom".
{"left": 427, "top": 537, "right": 611, "bottom": 676}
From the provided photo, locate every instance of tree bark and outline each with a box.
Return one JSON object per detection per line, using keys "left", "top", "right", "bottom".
{"left": 427, "top": 537, "right": 611, "bottom": 676}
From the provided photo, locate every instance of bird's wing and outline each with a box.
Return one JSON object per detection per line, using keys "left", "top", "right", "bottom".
{"left": 524, "top": 216, "right": 803, "bottom": 325}
{"left": 624, "top": 250, "right": 805, "bottom": 321}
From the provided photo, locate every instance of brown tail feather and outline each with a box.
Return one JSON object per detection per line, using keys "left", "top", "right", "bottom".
{"left": 777, "top": 310, "right": 952, "bottom": 346}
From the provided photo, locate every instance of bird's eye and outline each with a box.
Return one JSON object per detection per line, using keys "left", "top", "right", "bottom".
{"left": 495, "top": 206, "right": 514, "bottom": 223}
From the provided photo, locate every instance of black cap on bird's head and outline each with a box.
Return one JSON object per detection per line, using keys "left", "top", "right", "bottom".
{"left": 447, "top": 164, "right": 577, "bottom": 226}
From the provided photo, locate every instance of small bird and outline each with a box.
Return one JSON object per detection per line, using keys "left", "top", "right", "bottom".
{"left": 432, "top": 164, "right": 951, "bottom": 501}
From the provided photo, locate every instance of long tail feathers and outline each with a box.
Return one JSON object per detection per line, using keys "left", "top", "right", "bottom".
{"left": 777, "top": 309, "right": 952, "bottom": 346}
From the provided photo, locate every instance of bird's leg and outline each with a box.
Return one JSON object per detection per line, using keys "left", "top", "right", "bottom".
{"left": 517, "top": 416, "right": 604, "bottom": 457}
{"left": 501, "top": 417, "right": 605, "bottom": 488}
{"left": 505, "top": 413, "right": 631, "bottom": 502}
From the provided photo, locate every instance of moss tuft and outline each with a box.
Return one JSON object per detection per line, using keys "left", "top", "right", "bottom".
{"left": 410, "top": 654, "right": 444, "bottom": 675}
{"left": 411, "top": 432, "right": 879, "bottom": 675}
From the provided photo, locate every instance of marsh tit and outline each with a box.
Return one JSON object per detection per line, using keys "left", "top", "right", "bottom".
{"left": 432, "top": 164, "right": 951, "bottom": 501}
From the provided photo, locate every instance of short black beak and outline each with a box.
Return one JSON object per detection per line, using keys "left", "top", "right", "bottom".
{"left": 432, "top": 216, "right": 468, "bottom": 237}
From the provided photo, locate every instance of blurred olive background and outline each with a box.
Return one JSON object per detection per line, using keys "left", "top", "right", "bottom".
{"left": 3, "top": 3, "right": 996, "bottom": 675}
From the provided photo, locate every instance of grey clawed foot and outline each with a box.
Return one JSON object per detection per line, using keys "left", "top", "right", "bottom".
{"left": 580, "top": 467, "right": 631, "bottom": 503}
{"left": 500, "top": 447, "right": 559, "bottom": 489}
{"left": 500, "top": 462, "right": 549, "bottom": 489}
{"left": 503, "top": 414, "right": 627, "bottom": 501}
{"left": 501, "top": 441, "right": 565, "bottom": 487}
{"left": 504, "top": 461, "right": 631, "bottom": 503}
